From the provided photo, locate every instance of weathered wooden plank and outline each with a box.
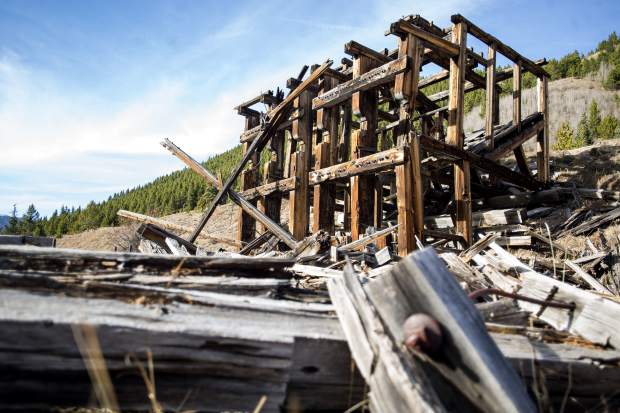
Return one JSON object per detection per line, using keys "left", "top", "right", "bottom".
{"left": 312, "top": 56, "right": 407, "bottom": 110}
{"left": 328, "top": 265, "right": 447, "bottom": 412}
{"left": 310, "top": 147, "right": 405, "bottom": 185}
{"left": 426, "top": 208, "right": 527, "bottom": 230}
{"left": 564, "top": 260, "right": 612, "bottom": 295}
{"left": 0, "top": 235, "right": 56, "bottom": 247}
{"left": 487, "top": 242, "right": 620, "bottom": 348}
{"left": 0, "top": 245, "right": 294, "bottom": 278}
{"left": 367, "top": 248, "right": 535, "bottom": 412}
{"left": 0, "top": 285, "right": 355, "bottom": 412}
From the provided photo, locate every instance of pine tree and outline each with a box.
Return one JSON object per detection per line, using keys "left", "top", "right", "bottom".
{"left": 4, "top": 204, "right": 20, "bottom": 234}
{"left": 588, "top": 100, "right": 601, "bottom": 141}
{"left": 575, "top": 114, "right": 591, "bottom": 146}
{"left": 21, "top": 204, "right": 41, "bottom": 235}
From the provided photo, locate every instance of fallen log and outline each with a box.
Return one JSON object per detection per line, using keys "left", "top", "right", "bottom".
{"left": 116, "top": 209, "right": 242, "bottom": 248}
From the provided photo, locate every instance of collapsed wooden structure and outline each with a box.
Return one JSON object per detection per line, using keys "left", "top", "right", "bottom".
{"left": 7, "top": 11, "right": 620, "bottom": 413}
{"left": 177, "top": 13, "right": 550, "bottom": 256}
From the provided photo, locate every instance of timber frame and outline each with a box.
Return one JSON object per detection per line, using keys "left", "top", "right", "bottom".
{"left": 196, "top": 13, "right": 550, "bottom": 254}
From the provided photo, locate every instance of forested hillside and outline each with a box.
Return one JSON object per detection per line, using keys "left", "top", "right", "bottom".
{"left": 3, "top": 145, "right": 243, "bottom": 237}
{"left": 3, "top": 32, "right": 620, "bottom": 238}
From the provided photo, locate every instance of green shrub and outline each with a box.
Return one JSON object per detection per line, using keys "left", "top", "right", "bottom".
{"left": 554, "top": 122, "right": 580, "bottom": 150}
{"left": 598, "top": 115, "right": 620, "bottom": 140}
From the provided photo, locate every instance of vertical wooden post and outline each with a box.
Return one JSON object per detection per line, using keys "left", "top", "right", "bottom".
{"left": 350, "top": 55, "right": 378, "bottom": 241}
{"left": 289, "top": 90, "right": 313, "bottom": 240}
{"left": 313, "top": 76, "right": 339, "bottom": 234}
{"left": 258, "top": 103, "right": 285, "bottom": 232}
{"left": 537, "top": 76, "right": 550, "bottom": 183}
{"left": 394, "top": 33, "right": 424, "bottom": 255}
{"left": 340, "top": 104, "right": 352, "bottom": 232}
{"left": 395, "top": 146, "right": 414, "bottom": 257}
{"left": 512, "top": 63, "right": 531, "bottom": 176}
{"left": 237, "top": 115, "right": 259, "bottom": 243}
{"left": 485, "top": 45, "right": 497, "bottom": 149}
{"left": 447, "top": 22, "right": 472, "bottom": 246}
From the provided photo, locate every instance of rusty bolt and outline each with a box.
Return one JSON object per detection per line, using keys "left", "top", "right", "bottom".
{"left": 403, "top": 313, "right": 443, "bottom": 354}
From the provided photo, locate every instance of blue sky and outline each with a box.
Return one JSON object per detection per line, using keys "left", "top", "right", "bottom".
{"left": 1, "top": 0, "right": 618, "bottom": 216}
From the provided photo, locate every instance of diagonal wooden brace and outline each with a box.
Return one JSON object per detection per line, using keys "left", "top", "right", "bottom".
{"left": 161, "top": 139, "right": 298, "bottom": 249}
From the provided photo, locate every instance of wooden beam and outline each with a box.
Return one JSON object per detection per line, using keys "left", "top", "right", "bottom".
{"left": 338, "top": 225, "right": 399, "bottom": 253}
{"left": 485, "top": 45, "right": 497, "bottom": 149}
{"left": 411, "top": 134, "right": 424, "bottom": 242}
{"left": 451, "top": 14, "right": 549, "bottom": 78}
{"left": 313, "top": 141, "right": 335, "bottom": 233}
{"left": 419, "top": 70, "right": 449, "bottom": 89}
{"left": 312, "top": 56, "right": 408, "bottom": 110}
{"left": 447, "top": 21, "right": 472, "bottom": 246}
{"left": 537, "top": 76, "right": 550, "bottom": 182}
{"left": 350, "top": 55, "right": 379, "bottom": 241}
{"left": 344, "top": 40, "right": 390, "bottom": 64}
{"left": 239, "top": 177, "right": 297, "bottom": 200}
{"left": 237, "top": 116, "right": 260, "bottom": 243}
{"left": 310, "top": 147, "right": 406, "bottom": 184}
{"left": 234, "top": 91, "right": 280, "bottom": 114}
{"left": 189, "top": 60, "right": 332, "bottom": 243}
{"left": 511, "top": 63, "right": 531, "bottom": 177}
{"left": 388, "top": 19, "right": 460, "bottom": 57}
{"left": 258, "top": 99, "right": 286, "bottom": 234}
{"left": 289, "top": 90, "right": 314, "bottom": 240}
{"left": 161, "top": 139, "right": 298, "bottom": 249}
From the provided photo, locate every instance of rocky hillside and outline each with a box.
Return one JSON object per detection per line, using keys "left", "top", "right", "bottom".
{"left": 463, "top": 74, "right": 620, "bottom": 148}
